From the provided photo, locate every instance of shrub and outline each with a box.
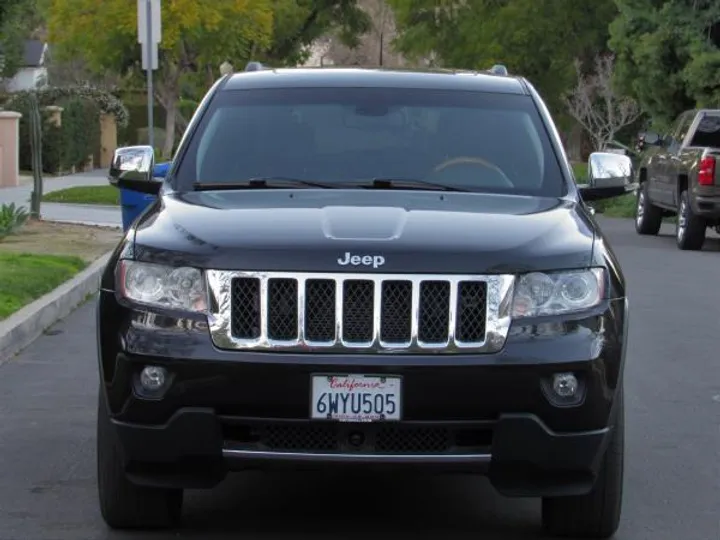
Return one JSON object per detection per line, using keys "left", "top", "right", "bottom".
{"left": 15, "top": 97, "right": 101, "bottom": 174}
{"left": 0, "top": 203, "right": 30, "bottom": 241}
{"left": 3, "top": 85, "right": 127, "bottom": 175}
{"left": 62, "top": 97, "right": 101, "bottom": 170}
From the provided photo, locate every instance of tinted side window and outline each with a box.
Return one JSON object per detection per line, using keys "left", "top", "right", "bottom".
{"left": 689, "top": 114, "right": 720, "bottom": 148}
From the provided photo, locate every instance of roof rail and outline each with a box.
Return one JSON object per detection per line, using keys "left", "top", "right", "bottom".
{"left": 244, "top": 61, "right": 268, "bottom": 72}
{"left": 488, "top": 64, "right": 509, "bottom": 76}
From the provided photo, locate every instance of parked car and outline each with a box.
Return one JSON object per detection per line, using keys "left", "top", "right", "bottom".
{"left": 634, "top": 108, "right": 720, "bottom": 249}
{"left": 99, "top": 63, "right": 633, "bottom": 538}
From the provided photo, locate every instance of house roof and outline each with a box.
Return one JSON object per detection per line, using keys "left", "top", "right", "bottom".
{"left": 23, "top": 40, "right": 46, "bottom": 67}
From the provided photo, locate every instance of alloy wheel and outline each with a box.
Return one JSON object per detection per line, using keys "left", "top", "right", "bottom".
{"left": 636, "top": 191, "right": 645, "bottom": 227}
{"left": 677, "top": 198, "right": 687, "bottom": 241}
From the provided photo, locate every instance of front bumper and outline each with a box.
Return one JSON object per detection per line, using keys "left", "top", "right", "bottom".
{"left": 97, "top": 291, "right": 627, "bottom": 498}
{"left": 112, "top": 408, "right": 611, "bottom": 497}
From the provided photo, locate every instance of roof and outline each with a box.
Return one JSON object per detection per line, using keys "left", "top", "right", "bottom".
{"left": 23, "top": 40, "right": 46, "bottom": 67}
{"left": 222, "top": 67, "right": 527, "bottom": 95}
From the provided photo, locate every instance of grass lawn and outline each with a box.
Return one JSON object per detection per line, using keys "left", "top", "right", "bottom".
{"left": 0, "top": 252, "right": 87, "bottom": 319}
{"left": 0, "top": 220, "right": 123, "bottom": 320}
{"left": 43, "top": 185, "right": 120, "bottom": 206}
{"left": 571, "top": 161, "right": 589, "bottom": 181}
{"left": 592, "top": 194, "right": 636, "bottom": 218}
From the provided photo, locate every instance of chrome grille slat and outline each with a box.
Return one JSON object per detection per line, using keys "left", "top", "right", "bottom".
{"left": 447, "top": 280, "right": 458, "bottom": 345}
{"left": 259, "top": 276, "right": 269, "bottom": 342}
{"left": 297, "top": 278, "right": 306, "bottom": 342}
{"left": 206, "top": 271, "right": 516, "bottom": 354}
{"left": 372, "top": 279, "right": 382, "bottom": 345}
{"left": 334, "top": 279, "right": 343, "bottom": 346}
{"left": 409, "top": 278, "right": 421, "bottom": 349}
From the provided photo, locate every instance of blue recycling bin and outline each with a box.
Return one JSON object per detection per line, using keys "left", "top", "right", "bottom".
{"left": 119, "top": 162, "right": 169, "bottom": 231}
{"left": 120, "top": 189, "right": 157, "bottom": 231}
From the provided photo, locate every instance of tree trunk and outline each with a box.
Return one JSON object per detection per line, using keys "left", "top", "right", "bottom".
{"left": 566, "top": 123, "right": 584, "bottom": 162}
{"left": 175, "top": 110, "right": 189, "bottom": 135}
{"left": 28, "top": 93, "right": 43, "bottom": 219}
{"left": 154, "top": 61, "right": 180, "bottom": 160}
{"left": 163, "top": 98, "right": 177, "bottom": 159}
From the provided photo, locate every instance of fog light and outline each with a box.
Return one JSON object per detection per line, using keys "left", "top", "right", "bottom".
{"left": 552, "top": 372, "right": 578, "bottom": 398}
{"left": 140, "top": 365, "right": 167, "bottom": 391}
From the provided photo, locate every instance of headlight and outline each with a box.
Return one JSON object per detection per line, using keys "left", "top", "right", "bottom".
{"left": 117, "top": 260, "right": 208, "bottom": 312}
{"left": 511, "top": 268, "right": 605, "bottom": 318}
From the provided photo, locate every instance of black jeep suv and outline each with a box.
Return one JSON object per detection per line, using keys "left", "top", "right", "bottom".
{"left": 98, "top": 64, "right": 633, "bottom": 538}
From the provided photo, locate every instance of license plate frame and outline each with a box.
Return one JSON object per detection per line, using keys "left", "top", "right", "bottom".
{"left": 310, "top": 374, "right": 403, "bottom": 423}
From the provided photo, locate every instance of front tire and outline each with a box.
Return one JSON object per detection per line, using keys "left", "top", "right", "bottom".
{"left": 97, "top": 389, "right": 183, "bottom": 529}
{"left": 541, "top": 387, "right": 624, "bottom": 538}
{"left": 635, "top": 182, "right": 662, "bottom": 235}
{"left": 676, "top": 190, "right": 706, "bottom": 250}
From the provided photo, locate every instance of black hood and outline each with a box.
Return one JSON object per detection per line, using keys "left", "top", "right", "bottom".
{"left": 131, "top": 189, "right": 596, "bottom": 273}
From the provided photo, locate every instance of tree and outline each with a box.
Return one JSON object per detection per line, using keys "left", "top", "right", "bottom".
{"left": 260, "top": 0, "right": 371, "bottom": 66}
{"left": 564, "top": 54, "right": 643, "bottom": 151}
{"left": 387, "top": 0, "right": 617, "bottom": 120}
{"left": 359, "top": 0, "right": 396, "bottom": 66}
{"left": 609, "top": 0, "right": 720, "bottom": 129}
{"left": 46, "top": 0, "right": 371, "bottom": 158}
{"left": 0, "top": 0, "right": 44, "bottom": 81}
{"left": 47, "top": 0, "right": 276, "bottom": 158}
{"left": 310, "top": 0, "right": 406, "bottom": 68}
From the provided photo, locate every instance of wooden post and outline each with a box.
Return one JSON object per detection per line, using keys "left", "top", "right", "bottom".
{"left": 29, "top": 96, "right": 44, "bottom": 218}
{"left": 99, "top": 113, "right": 117, "bottom": 169}
{"left": 45, "top": 105, "right": 63, "bottom": 127}
{"left": 0, "top": 111, "right": 23, "bottom": 188}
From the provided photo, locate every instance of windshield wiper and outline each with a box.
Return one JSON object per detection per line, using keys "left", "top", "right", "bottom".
{"left": 193, "top": 176, "right": 471, "bottom": 192}
{"left": 343, "top": 178, "right": 472, "bottom": 192}
{"left": 193, "top": 177, "right": 339, "bottom": 191}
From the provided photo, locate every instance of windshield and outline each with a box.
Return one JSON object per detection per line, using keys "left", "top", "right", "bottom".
{"left": 175, "top": 87, "right": 566, "bottom": 197}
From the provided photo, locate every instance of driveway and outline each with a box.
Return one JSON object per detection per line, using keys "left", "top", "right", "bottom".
{"left": 0, "top": 217, "right": 718, "bottom": 540}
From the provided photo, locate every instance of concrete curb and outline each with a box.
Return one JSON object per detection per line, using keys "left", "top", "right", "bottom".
{"left": 0, "top": 251, "right": 112, "bottom": 364}
{"left": 43, "top": 219, "right": 122, "bottom": 229}
{"left": 44, "top": 202, "right": 121, "bottom": 210}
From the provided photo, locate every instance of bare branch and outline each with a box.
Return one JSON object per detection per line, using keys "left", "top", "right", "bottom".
{"left": 563, "top": 54, "right": 643, "bottom": 151}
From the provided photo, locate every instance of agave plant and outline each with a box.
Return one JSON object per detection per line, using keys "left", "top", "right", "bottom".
{"left": 0, "top": 203, "right": 30, "bottom": 241}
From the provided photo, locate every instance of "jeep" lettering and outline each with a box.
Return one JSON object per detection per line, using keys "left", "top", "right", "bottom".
{"left": 337, "top": 252, "right": 386, "bottom": 269}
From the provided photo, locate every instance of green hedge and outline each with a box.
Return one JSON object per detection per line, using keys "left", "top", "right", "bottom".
{"left": 117, "top": 103, "right": 167, "bottom": 147}
{"left": 62, "top": 98, "right": 101, "bottom": 169}
{"left": 16, "top": 97, "right": 101, "bottom": 175}
{"left": 116, "top": 95, "right": 198, "bottom": 148}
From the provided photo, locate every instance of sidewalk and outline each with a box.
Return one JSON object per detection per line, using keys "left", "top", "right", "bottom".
{"left": 0, "top": 169, "right": 121, "bottom": 228}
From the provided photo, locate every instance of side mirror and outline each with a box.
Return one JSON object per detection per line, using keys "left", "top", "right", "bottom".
{"left": 578, "top": 152, "right": 637, "bottom": 202}
{"left": 108, "top": 146, "right": 161, "bottom": 195}
{"left": 641, "top": 131, "right": 663, "bottom": 147}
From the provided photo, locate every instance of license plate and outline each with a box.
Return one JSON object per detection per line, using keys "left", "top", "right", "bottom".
{"left": 311, "top": 374, "right": 402, "bottom": 422}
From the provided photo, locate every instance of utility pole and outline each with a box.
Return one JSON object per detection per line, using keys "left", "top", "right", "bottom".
{"left": 138, "top": 0, "right": 161, "bottom": 150}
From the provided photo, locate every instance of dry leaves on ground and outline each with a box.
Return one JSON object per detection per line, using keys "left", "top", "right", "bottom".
{"left": 0, "top": 219, "right": 123, "bottom": 262}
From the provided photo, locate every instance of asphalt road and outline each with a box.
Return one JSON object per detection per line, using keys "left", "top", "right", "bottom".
{"left": 1, "top": 216, "right": 719, "bottom": 540}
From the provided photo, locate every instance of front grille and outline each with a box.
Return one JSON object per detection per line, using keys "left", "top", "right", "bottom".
{"left": 221, "top": 421, "right": 493, "bottom": 455}
{"left": 208, "top": 271, "right": 515, "bottom": 353}
{"left": 227, "top": 274, "right": 486, "bottom": 350}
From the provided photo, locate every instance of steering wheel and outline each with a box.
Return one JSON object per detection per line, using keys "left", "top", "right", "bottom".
{"left": 431, "top": 156, "right": 514, "bottom": 188}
